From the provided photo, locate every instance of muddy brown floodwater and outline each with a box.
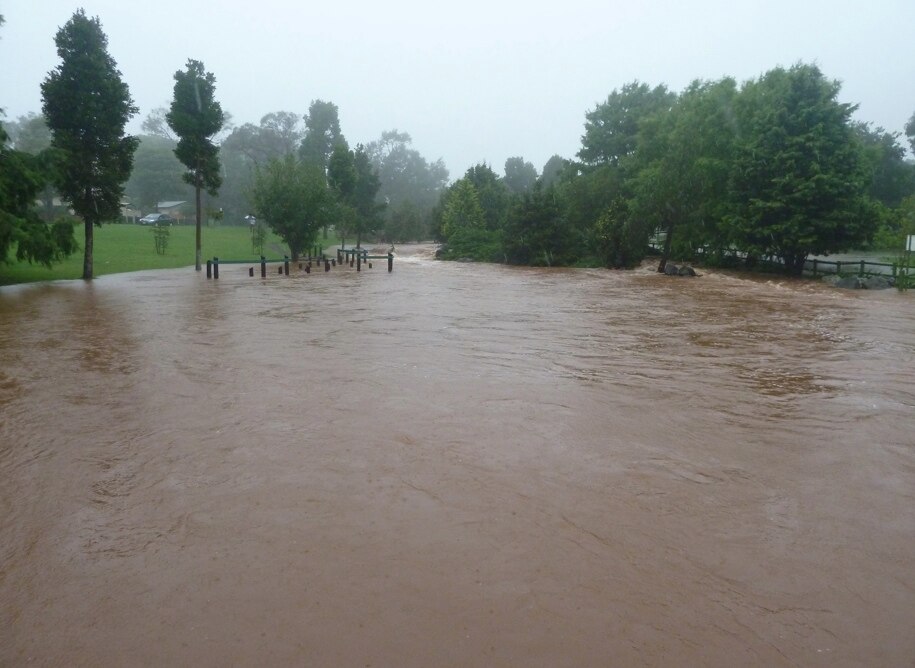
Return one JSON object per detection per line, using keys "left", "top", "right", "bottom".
{"left": 1, "top": 245, "right": 913, "bottom": 666}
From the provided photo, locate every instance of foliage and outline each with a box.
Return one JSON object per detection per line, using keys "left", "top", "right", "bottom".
{"left": 440, "top": 179, "right": 485, "bottom": 239}
{"left": 905, "top": 110, "right": 915, "bottom": 155}
{"left": 40, "top": 9, "right": 138, "bottom": 280}
{"left": 299, "top": 100, "right": 345, "bottom": 169}
{"left": 152, "top": 222, "right": 170, "bottom": 255}
{"left": 438, "top": 226, "right": 502, "bottom": 262}
{"left": 578, "top": 81, "right": 676, "bottom": 168}
{"left": 503, "top": 157, "right": 538, "bottom": 195}
{"left": 631, "top": 78, "right": 738, "bottom": 268}
{"left": 2, "top": 112, "right": 52, "bottom": 153}
{"left": 503, "top": 186, "right": 575, "bottom": 266}
{"left": 167, "top": 59, "right": 225, "bottom": 270}
{"left": 365, "top": 130, "right": 449, "bottom": 240}
{"left": 871, "top": 195, "right": 915, "bottom": 250}
{"left": 727, "top": 63, "right": 875, "bottom": 273}
{"left": 326, "top": 144, "right": 383, "bottom": 246}
{"left": 463, "top": 163, "right": 512, "bottom": 231}
{"left": 385, "top": 199, "right": 425, "bottom": 242}
{"left": 593, "top": 196, "right": 648, "bottom": 268}
{"left": 250, "top": 220, "right": 268, "bottom": 255}
{"left": 124, "top": 135, "right": 193, "bottom": 213}
{"left": 540, "top": 154, "right": 567, "bottom": 188}
{"left": 854, "top": 123, "right": 915, "bottom": 208}
{"left": 251, "top": 155, "right": 329, "bottom": 260}
{"left": 0, "top": 128, "right": 77, "bottom": 266}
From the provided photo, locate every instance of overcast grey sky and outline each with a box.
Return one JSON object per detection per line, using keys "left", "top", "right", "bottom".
{"left": 2, "top": 0, "right": 913, "bottom": 178}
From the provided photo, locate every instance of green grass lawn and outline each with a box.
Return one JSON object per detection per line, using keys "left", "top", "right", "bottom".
{"left": 0, "top": 224, "right": 341, "bottom": 286}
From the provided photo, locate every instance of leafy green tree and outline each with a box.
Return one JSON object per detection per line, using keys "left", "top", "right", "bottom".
{"left": 141, "top": 107, "right": 175, "bottom": 140}
{"left": 503, "top": 157, "right": 538, "bottom": 195}
{"left": 327, "top": 143, "right": 383, "bottom": 247}
{"left": 1, "top": 113, "right": 60, "bottom": 221}
{"left": 41, "top": 9, "right": 138, "bottom": 280}
{"left": 441, "top": 178, "right": 486, "bottom": 238}
{"left": 386, "top": 199, "right": 424, "bottom": 243}
{"left": 853, "top": 123, "right": 915, "bottom": 208}
{"left": 167, "top": 59, "right": 225, "bottom": 270}
{"left": 905, "top": 111, "right": 915, "bottom": 155}
{"left": 3, "top": 112, "right": 52, "bottom": 153}
{"left": 728, "top": 63, "right": 875, "bottom": 273}
{"left": 251, "top": 155, "right": 329, "bottom": 261}
{"left": 503, "top": 186, "right": 573, "bottom": 266}
{"left": 299, "top": 100, "right": 345, "bottom": 170}
{"left": 631, "top": 78, "right": 738, "bottom": 269}
{"left": 365, "top": 130, "right": 448, "bottom": 240}
{"left": 578, "top": 82, "right": 676, "bottom": 168}
{"left": 463, "top": 163, "right": 511, "bottom": 230}
{"left": 540, "top": 154, "right": 567, "bottom": 188}
{"left": 593, "top": 196, "right": 648, "bottom": 268}
{"left": 0, "top": 123, "right": 77, "bottom": 266}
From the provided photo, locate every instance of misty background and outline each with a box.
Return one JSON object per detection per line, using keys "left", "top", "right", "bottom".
{"left": 3, "top": 0, "right": 914, "bottom": 177}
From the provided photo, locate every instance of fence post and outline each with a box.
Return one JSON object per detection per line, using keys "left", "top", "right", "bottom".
{"left": 249, "top": 267, "right": 254, "bottom": 277}
{"left": 284, "top": 256, "right": 289, "bottom": 276}
{"left": 859, "top": 260, "right": 865, "bottom": 277}
{"left": 213, "top": 257, "right": 219, "bottom": 280}
{"left": 206, "top": 259, "right": 212, "bottom": 279}
{"left": 357, "top": 251, "right": 361, "bottom": 272}
{"left": 260, "top": 256, "right": 266, "bottom": 278}
{"left": 325, "top": 258, "right": 330, "bottom": 272}
{"left": 388, "top": 252, "right": 393, "bottom": 273}
{"left": 812, "top": 258, "right": 818, "bottom": 278}
{"left": 836, "top": 260, "right": 842, "bottom": 275}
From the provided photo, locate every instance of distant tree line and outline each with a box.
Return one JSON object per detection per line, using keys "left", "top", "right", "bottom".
{"left": 3, "top": 8, "right": 914, "bottom": 279}
{"left": 435, "top": 65, "right": 915, "bottom": 274}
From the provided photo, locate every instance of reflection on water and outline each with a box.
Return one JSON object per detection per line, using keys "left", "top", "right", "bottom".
{"left": 1, "top": 247, "right": 914, "bottom": 666}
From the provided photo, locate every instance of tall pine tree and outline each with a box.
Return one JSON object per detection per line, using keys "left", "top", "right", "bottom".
{"left": 167, "top": 60, "right": 224, "bottom": 271}
{"left": 41, "top": 9, "right": 138, "bottom": 280}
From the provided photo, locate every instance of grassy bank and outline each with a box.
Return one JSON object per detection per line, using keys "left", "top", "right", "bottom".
{"left": 0, "top": 224, "right": 342, "bottom": 286}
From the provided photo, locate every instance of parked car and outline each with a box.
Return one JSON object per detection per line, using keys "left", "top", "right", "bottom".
{"left": 139, "top": 213, "right": 174, "bottom": 225}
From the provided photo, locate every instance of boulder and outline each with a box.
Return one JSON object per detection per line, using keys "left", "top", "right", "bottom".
{"left": 862, "top": 276, "right": 892, "bottom": 290}
{"left": 663, "top": 263, "right": 680, "bottom": 276}
{"left": 835, "top": 276, "right": 863, "bottom": 289}
{"left": 678, "top": 265, "right": 697, "bottom": 277}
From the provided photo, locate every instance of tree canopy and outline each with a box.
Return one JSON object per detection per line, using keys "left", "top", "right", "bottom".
{"left": 727, "top": 63, "right": 873, "bottom": 272}
{"left": 167, "top": 59, "right": 225, "bottom": 270}
{"left": 251, "top": 155, "right": 329, "bottom": 261}
{"left": 40, "top": 9, "right": 137, "bottom": 279}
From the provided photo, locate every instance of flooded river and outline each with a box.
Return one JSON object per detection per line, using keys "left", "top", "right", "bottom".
{"left": 1, "top": 245, "right": 913, "bottom": 666}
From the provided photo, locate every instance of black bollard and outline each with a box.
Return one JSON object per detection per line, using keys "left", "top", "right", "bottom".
{"left": 284, "top": 256, "right": 289, "bottom": 276}
{"left": 388, "top": 252, "right": 393, "bottom": 272}
{"left": 332, "top": 259, "right": 336, "bottom": 267}
{"left": 325, "top": 259, "right": 330, "bottom": 272}
{"left": 206, "top": 259, "right": 212, "bottom": 279}
{"left": 369, "top": 262, "right": 373, "bottom": 269}
{"left": 278, "top": 265, "right": 283, "bottom": 275}
{"left": 305, "top": 264, "right": 311, "bottom": 274}
{"left": 213, "top": 257, "right": 219, "bottom": 280}
{"left": 357, "top": 252, "right": 361, "bottom": 272}
{"left": 249, "top": 267, "right": 254, "bottom": 277}
{"left": 260, "top": 256, "right": 266, "bottom": 278}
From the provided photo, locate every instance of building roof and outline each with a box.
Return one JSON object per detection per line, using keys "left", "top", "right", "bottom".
{"left": 157, "top": 201, "right": 188, "bottom": 209}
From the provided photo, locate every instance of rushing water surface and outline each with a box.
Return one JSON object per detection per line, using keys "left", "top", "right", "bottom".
{"left": 1, "top": 245, "right": 913, "bottom": 666}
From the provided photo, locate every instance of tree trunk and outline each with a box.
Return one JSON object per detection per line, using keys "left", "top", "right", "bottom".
{"left": 195, "top": 183, "right": 202, "bottom": 271}
{"left": 82, "top": 218, "right": 94, "bottom": 280}
{"left": 657, "top": 222, "right": 674, "bottom": 273}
